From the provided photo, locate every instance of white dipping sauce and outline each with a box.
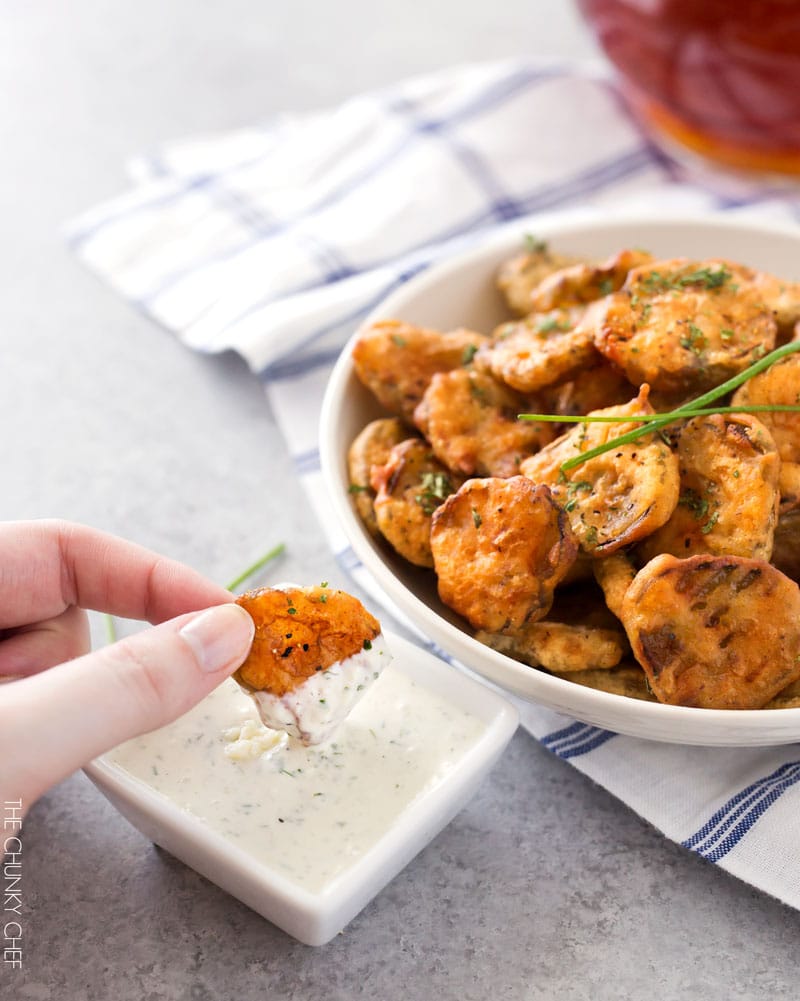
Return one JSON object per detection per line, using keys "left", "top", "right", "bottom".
{"left": 110, "top": 666, "right": 487, "bottom": 893}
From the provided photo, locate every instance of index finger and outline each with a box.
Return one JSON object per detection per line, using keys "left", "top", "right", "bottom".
{"left": 0, "top": 520, "right": 232, "bottom": 629}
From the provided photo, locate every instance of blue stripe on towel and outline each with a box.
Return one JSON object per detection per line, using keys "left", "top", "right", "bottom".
{"left": 76, "top": 65, "right": 557, "bottom": 286}
{"left": 682, "top": 761, "right": 800, "bottom": 862}
{"left": 541, "top": 722, "right": 617, "bottom": 759}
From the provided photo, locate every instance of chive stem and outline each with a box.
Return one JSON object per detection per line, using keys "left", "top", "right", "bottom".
{"left": 226, "top": 543, "right": 286, "bottom": 592}
{"left": 519, "top": 404, "right": 800, "bottom": 425}
{"left": 557, "top": 341, "right": 800, "bottom": 472}
{"left": 102, "top": 543, "right": 286, "bottom": 647}
{"left": 104, "top": 613, "right": 117, "bottom": 644}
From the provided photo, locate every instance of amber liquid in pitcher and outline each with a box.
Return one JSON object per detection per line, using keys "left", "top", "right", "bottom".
{"left": 578, "top": 0, "right": 800, "bottom": 175}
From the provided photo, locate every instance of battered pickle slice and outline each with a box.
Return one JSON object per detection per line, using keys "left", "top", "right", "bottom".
{"left": 352, "top": 320, "right": 487, "bottom": 421}
{"left": 347, "top": 417, "right": 411, "bottom": 537}
{"left": 496, "top": 244, "right": 585, "bottom": 316}
{"left": 475, "top": 307, "right": 598, "bottom": 393}
{"left": 520, "top": 386, "right": 680, "bottom": 555}
{"left": 476, "top": 620, "right": 626, "bottom": 673}
{"left": 429, "top": 476, "right": 578, "bottom": 633}
{"left": 637, "top": 413, "right": 780, "bottom": 563}
{"left": 526, "top": 248, "right": 653, "bottom": 312}
{"left": 731, "top": 353, "right": 800, "bottom": 466}
{"left": 413, "top": 368, "right": 552, "bottom": 477}
{"left": 621, "top": 554, "right": 800, "bottom": 709}
{"left": 371, "top": 439, "right": 463, "bottom": 568}
{"left": 234, "top": 586, "right": 389, "bottom": 745}
{"left": 592, "top": 258, "right": 779, "bottom": 395}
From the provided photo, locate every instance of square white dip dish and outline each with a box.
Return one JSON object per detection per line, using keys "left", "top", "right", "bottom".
{"left": 85, "top": 630, "right": 518, "bottom": 946}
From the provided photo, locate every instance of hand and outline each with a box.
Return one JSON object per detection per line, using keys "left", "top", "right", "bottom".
{"left": 0, "top": 520, "right": 254, "bottom": 828}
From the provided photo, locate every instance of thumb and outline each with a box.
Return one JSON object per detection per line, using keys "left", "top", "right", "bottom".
{"left": 2, "top": 602, "right": 254, "bottom": 809}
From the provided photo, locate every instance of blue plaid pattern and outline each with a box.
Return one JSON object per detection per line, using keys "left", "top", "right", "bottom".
{"left": 68, "top": 58, "right": 800, "bottom": 909}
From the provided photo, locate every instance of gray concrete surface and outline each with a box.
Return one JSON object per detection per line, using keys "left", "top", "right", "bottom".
{"left": 3, "top": 1, "right": 799, "bottom": 998}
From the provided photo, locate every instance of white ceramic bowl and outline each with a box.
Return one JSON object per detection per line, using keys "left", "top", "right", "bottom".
{"left": 85, "top": 632, "right": 518, "bottom": 947}
{"left": 320, "top": 210, "right": 800, "bottom": 747}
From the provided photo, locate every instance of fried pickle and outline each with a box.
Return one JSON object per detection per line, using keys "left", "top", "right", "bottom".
{"left": 476, "top": 620, "right": 626, "bottom": 672}
{"left": 637, "top": 413, "right": 780, "bottom": 563}
{"left": 234, "top": 586, "right": 389, "bottom": 745}
{"left": 520, "top": 386, "right": 680, "bottom": 555}
{"left": 621, "top": 554, "right": 800, "bottom": 709}
{"left": 527, "top": 248, "right": 653, "bottom": 312}
{"left": 474, "top": 306, "right": 599, "bottom": 393}
{"left": 496, "top": 244, "right": 585, "bottom": 316}
{"left": 352, "top": 320, "right": 487, "bottom": 421}
{"left": 592, "top": 259, "right": 779, "bottom": 395}
{"left": 347, "top": 417, "right": 411, "bottom": 536}
{"left": 371, "top": 438, "right": 463, "bottom": 568}
{"left": 413, "top": 368, "right": 552, "bottom": 477}
{"left": 731, "top": 352, "right": 800, "bottom": 466}
{"left": 430, "top": 477, "right": 577, "bottom": 632}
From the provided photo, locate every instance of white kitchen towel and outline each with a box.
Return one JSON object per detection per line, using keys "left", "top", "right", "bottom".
{"left": 68, "top": 58, "right": 800, "bottom": 910}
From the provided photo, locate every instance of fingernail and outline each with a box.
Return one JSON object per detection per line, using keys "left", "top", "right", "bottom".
{"left": 179, "top": 603, "right": 255, "bottom": 674}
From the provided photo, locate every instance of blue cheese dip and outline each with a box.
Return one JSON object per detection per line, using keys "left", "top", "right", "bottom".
{"left": 109, "top": 665, "right": 488, "bottom": 893}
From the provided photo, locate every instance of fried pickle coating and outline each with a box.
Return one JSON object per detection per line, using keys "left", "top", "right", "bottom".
{"left": 352, "top": 320, "right": 487, "bottom": 421}
{"left": 234, "top": 586, "right": 382, "bottom": 696}
{"left": 592, "top": 552, "right": 637, "bottom": 620}
{"left": 526, "top": 248, "right": 653, "bottom": 312}
{"left": 429, "top": 477, "right": 577, "bottom": 632}
{"left": 474, "top": 306, "right": 599, "bottom": 393}
{"left": 621, "top": 554, "right": 800, "bottom": 708}
{"left": 551, "top": 663, "right": 656, "bottom": 701}
{"left": 371, "top": 438, "right": 463, "bottom": 568}
{"left": 413, "top": 368, "right": 552, "bottom": 477}
{"left": 520, "top": 386, "right": 680, "bottom": 555}
{"left": 550, "top": 359, "right": 635, "bottom": 419}
{"left": 496, "top": 245, "right": 585, "bottom": 316}
{"left": 766, "top": 677, "right": 800, "bottom": 709}
{"left": 731, "top": 353, "right": 800, "bottom": 467}
{"left": 347, "top": 417, "right": 411, "bottom": 536}
{"left": 637, "top": 413, "right": 780, "bottom": 563}
{"left": 476, "top": 620, "right": 626, "bottom": 672}
{"left": 592, "top": 259, "right": 779, "bottom": 395}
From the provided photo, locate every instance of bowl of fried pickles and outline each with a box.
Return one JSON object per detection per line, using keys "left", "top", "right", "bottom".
{"left": 320, "top": 212, "right": 800, "bottom": 745}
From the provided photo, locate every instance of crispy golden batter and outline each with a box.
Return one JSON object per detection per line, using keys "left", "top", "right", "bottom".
{"left": 475, "top": 306, "right": 598, "bottom": 393}
{"left": 621, "top": 554, "right": 800, "bottom": 709}
{"left": 593, "top": 552, "right": 637, "bottom": 620}
{"left": 551, "top": 663, "right": 656, "bottom": 701}
{"left": 371, "top": 439, "right": 462, "bottom": 568}
{"left": 430, "top": 477, "right": 577, "bottom": 632}
{"left": 766, "top": 677, "right": 800, "bottom": 709}
{"left": 496, "top": 245, "right": 585, "bottom": 316}
{"left": 347, "top": 417, "right": 411, "bottom": 536}
{"left": 527, "top": 248, "right": 653, "bottom": 312}
{"left": 638, "top": 414, "right": 780, "bottom": 563}
{"left": 731, "top": 353, "right": 800, "bottom": 465}
{"left": 476, "top": 621, "right": 626, "bottom": 672}
{"left": 352, "top": 320, "right": 487, "bottom": 421}
{"left": 413, "top": 368, "right": 552, "bottom": 477}
{"left": 234, "top": 586, "right": 381, "bottom": 696}
{"left": 592, "top": 259, "right": 778, "bottom": 395}
{"left": 520, "top": 386, "right": 680, "bottom": 555}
